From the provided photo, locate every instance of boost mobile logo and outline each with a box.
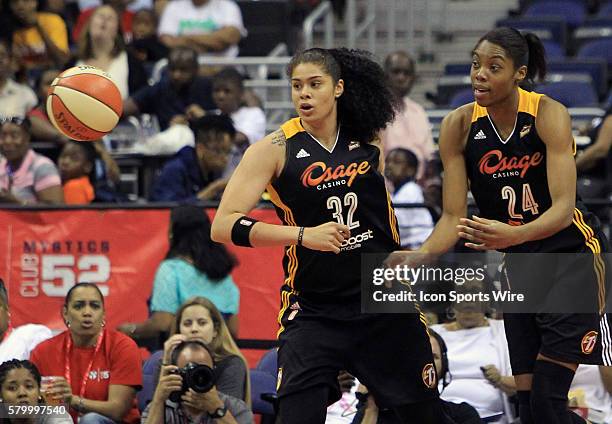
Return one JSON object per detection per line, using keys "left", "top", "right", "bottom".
{"left": 340, "top": 229, "right": 374, "bottom": 251}
{"left": 301, "top": 161, "right": 370, "bottom": 188}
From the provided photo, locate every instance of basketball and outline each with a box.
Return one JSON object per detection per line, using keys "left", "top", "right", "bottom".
{"left": 47, "top": 66, "right": 123, "bottom": 141}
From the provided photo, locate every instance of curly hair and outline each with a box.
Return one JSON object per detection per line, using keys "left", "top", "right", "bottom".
{"left": 287, "top": 48, "right": 399, "bottom": 144}
{"left": 0, "top": 359, "right": 42, "bottom": 390}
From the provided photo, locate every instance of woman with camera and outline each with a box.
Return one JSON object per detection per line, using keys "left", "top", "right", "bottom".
{"left": 142, "top": 340, "right": 252, "bottom": 424}
{"left": 30, "top": 283, "right": 143, "bottom": 424}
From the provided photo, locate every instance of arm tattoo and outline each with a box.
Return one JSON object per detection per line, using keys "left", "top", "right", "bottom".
{"left": 271, "top": 129, "right": 286, "bottom": 147}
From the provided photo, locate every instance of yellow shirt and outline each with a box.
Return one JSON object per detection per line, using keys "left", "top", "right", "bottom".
{"left": 12, "top": 13, "right": 68, "bottom": 68}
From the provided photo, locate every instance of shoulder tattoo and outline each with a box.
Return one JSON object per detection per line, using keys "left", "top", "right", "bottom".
{"left": 270, "top": 129, "right": 286, "bottom": 147}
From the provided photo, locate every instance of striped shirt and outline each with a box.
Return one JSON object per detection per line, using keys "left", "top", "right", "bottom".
{"left": 0, "top": 149, "right": 61, "bottom": 203}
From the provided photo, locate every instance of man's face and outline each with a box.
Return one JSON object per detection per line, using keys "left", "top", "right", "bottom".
{"left": 197, "top": 132, "right": 233, "bottom": 174}
{"left": 386, "top": 54, "right": 415, "bottom": 97}
{"left": 168, "top": 56, "right": 198, "bottom": 91}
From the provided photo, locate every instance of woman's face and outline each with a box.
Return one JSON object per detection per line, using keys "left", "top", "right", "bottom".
{"left": 179, "top": 305, "right": 217, "bottom": 344}
{"left": 10, "top": 0, "right": 37, "bottom": 23}
{"left": 62, "top": 286, "right": 105, "bottom": 338}
{"left": 0, "top": 122, "right": 30, "bottom": 164}
{"left": 89, "top": 6, "right": 119, "bottom": 40}
{"left": 291, "top": 62, "right": 343, "bottom": 126}
{"left": 470, "top": 40, "right": 525, "bottom": 108}
{"left": 1, "top": 368, "right": 40, "bottom": 407}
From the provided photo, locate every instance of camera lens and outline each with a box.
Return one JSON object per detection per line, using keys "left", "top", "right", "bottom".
{"left": 185, "top": 364, "right": 215, "bottom": 393}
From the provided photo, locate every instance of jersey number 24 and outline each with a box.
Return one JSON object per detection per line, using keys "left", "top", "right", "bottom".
{"left": 502, "top": 183, "right": 539, "bottom": 219}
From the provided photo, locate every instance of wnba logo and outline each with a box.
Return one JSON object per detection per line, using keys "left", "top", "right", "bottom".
{"left": 421, "top": 363, "right": 437, "bottom": 389}
{"left": 581, "top": 331, "right": 598, "bottom": 354}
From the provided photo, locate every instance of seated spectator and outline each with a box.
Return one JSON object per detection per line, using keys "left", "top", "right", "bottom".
{"left": 28, "top": 68, "right": 71, "bottom": 146}
{"left": 157, "top": 0, "right": 245, "bottom": 59}
{"left": 123, "top": 46, "right": 215, "bottom": 131}
{"left": 9, "top": 0, "right": 70, "bottom": 72}
{"left": 211, "top": 68, "right": 266, "bottom": 176}
{"left": 72, "top": 0, "right": 135, "bottom": 44}
{"left": 30, "top": 282, "right": 142, "bottom": 423}
{"left": 0, "top": 359, "right": 72, "bottom": 423}
{"left": 128, "top": 8, "right": 168, "bottom": 63}
{"left": 58, "top": 140, "right": 96, "bottom": 204}
{"left": 142, "top": 340, "right": 252, "bottom": 424}
{"left": 0, "top": 116, "right": 63, "bottom": 205}
{"left": 381, "top": 50, "right": 435, "bottom": 183}
{"left": 0, "top": 40, "right": 38, "bottom": 118}
{"left": 118, "top": 205, "right": 239, "bottom": 340}
{"left": 352, "top": 330, "right": 483, "bottom": 424}
{"left": 71, "top": 5, "right": 147, "bottom": 99}
{"left": 0, "top": 278, "right": 52, "bottom": 363}
{"left": 385, "top": 148, "right": 433, "bottom": 249}
{"left": 576, "top": 107, "right": 612, "bottom": 198}
{"left": 432, "top": 277, "right": 515, "bottom": 423}
{"left": 149, "top": 114, "right": 234, "bottom": 202}
{"left": 569, "top": 365, "right": 612, "bottom": 423}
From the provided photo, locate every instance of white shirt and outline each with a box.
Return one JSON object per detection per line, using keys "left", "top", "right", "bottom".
{"left": 77, "top": 51, "right": 129, "bottom": 99}
{"left": 0, "top": 79, "right": 38, "bottom": 118}
{"left": 325, "top": 378, "right": 360, "bottom": 423}
{"left": 570, "top": 365, "right": 612, "bottom": 423}
{"left": 0, "top": 324, "right": 53, "bottom": 362}
{"left": 232, "top": 106, "right": 266, "bottom": 145}
{"left": 158, "top": 0, "right": 246, "bottom": 58}
{"left": 433, "top": 322, "right": 512, "bottom": 422}
{"left": 391, "top": 180, "right": 433, "bottom": 249}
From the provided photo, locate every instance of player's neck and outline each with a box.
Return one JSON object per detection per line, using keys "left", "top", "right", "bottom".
{"left": 301, "top": 118, "right": 338, "bottom": 150}
{"left": 486, "top": 88, "right": 520, "bottom": 130}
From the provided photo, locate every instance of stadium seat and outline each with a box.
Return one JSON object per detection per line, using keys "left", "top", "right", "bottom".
{"left": 435, "top": 75, "right": 472, "bottom": 107}
{"left": 577, "top": 38, "right": 612, "bottom": 67}
{"left": 444, "top": 62, "right": 471, "bottom": 76}
{"left": 496, "top": 17, "right": 568, "bottom": 47}
{"left": 449, "top": 88, "right": 475, "bottom": 108}
{"left": 599, "top": 2, "right": 612, "bottom": 17}
{"left": 524, "top": 1, "right": 587, "bottom": 29}
{"left": 256, "top": 348, "right": 278, "bottom": 376}
{"left": 573, "top": 19, "right": 612, "bottom": 52}
{"left": 548, "top": 59, "right": 608, "bottom": 98}
{"left": 542, "top": 40, "right": 565, "bottom": 58}
{"left": 249, "top": 370, "right": 277, "bottom": 418}
{"left": 536, "top": 79, "right": 598, "bottom": 107}
{"left": 138, "top": 350, "right": 163, "bottom": 412}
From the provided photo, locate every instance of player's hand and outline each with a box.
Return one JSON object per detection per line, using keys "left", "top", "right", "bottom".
{"left": 153, "top": 365, "right": 183, "bottom": 403}
{"left": 481, "top": 364, "right": 502, "bottom": 388}
{"left": 302, "top": 222, "right": 350, "bottom": 254}
{"left": 163, "top": 334, "right": 187, "bottom": 363}
{"left": 458, "top": 215, "right": 524, "bottom": 250}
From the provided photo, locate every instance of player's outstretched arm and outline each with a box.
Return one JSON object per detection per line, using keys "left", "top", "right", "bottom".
{"left": 211, "top": 130, "right": 349, "bottom": 252}
{"left": 419, "top": 107, "right": 470, "bottom": 255}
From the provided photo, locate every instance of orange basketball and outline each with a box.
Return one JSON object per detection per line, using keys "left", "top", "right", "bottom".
{"left": 47, "top": 66, "right": 123, "bottom": 141}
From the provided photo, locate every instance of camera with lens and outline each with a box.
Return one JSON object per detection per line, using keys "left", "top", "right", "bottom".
{"left": 169, "top": 362, "right": 216, "bottom": 403}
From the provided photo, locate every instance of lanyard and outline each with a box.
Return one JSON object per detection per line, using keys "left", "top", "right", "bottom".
{"left": 64, "top": 329, "right": 105, "bottom": 398}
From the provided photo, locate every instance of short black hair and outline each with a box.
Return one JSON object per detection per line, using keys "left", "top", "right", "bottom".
{"left": 213, "top": 67, "right": 244, "bottom": 91}
{"left": 168, "top": 47, "right": 198, "bottom": 68}
{"left": 64, "top": 282, "right": 105, "bottom": 307}
{"left": 190, "top": 114, "right": 236, "bottom": 146}
{"left": 389, "top": 147, "right": 419, "bottom": 171}
{"left": 0, "top": 359, "right": 42, "bottom": 389}
{"left": 171, "top": 340, "right": 216, "bottom": 367}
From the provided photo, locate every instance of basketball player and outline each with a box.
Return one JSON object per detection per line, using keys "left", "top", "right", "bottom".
{"left": 390, "top": 28, "right": 611, "bottom": 423}
{"left": 211, "top": 48, "right": 446, "bottom": 423}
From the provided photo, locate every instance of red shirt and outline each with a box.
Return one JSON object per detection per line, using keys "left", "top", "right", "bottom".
{"left": 30, "top": 329, "right": 142, "bottom": 423}
{"left": 63, "top": 176, "right": 95, "bottom": 204}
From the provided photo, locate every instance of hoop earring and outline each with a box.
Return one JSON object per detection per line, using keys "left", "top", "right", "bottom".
{"left": 66, "top": 321, "right": 71, "bottom": 328}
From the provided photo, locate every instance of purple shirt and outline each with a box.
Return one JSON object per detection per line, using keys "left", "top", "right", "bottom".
{"left": 0, "top": 149, "right": 61, "bottom": 203}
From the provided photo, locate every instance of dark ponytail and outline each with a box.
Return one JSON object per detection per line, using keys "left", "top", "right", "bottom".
{"left": 475, "top": 27, "right": 547, "bottom": 86}
{"left": 287, "top": 48, "right": 399, "bottom": 144}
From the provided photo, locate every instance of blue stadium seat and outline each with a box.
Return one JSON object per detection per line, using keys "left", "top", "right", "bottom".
{"left": 599, "top": 2, "right": 612, "bottom": 17}
{"left": 449, "top": 88, "right": 475, "bottom": 108}
{"left": 573, "top": 20, "right": 612, "bottom": 52}
{"left": 435, "top": 75, "right": 472, "bottom": 107}
{"left": 548, "top": 59, "right": 608, "bottom": 98}
{"left": 256, "top": 348, "right": 278, "bottom": 375}
{"left": 496, "top": 17, "right": 568, "bottom": 47}
{"left": 249, "top": 370, "right": 277, "bottom": 417}
{"left": 524, "top": 1, "right": 587, "bottom": 29}
{"left": 138, "top": 350, "right": 163, "bottom": 412}
{"left": 444, "top": 62, "right": 471, "bottom": 76}
{"left": 542, "top": 40, "right": 565, "bottom": 58}
{"left": 577, "top": 38, "right": 612, "bottom": 67}
{"left": 536, "top": 80, "right": 598, "bottom": 107}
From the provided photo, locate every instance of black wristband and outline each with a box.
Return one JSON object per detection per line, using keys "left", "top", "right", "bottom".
{"left": 231, "top": 216, "right": 258, "bottom": 247}
{"left": 297, "top": 226, "right": 305, "bottom": 246}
